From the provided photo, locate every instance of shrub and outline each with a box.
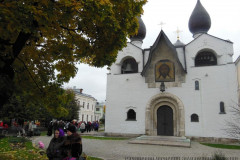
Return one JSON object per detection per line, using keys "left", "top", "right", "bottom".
{"left": 212, "top": 151, "right": 227, "bottom": 160}
{"left": 99, "top": 118, "right": 105, "bottom": 124}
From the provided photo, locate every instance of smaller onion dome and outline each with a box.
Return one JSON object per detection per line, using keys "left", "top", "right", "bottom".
{"left": 174, "top": 39, "right": 185, "bottom": 47}
{"left": 130, "top": 17, "right": 146, "bottom": 42}
{"left": 188, "top": 0, "right": 211, "bottom": 37}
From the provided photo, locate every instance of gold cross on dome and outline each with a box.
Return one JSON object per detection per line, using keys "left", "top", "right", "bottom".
{"left": 158, "top": 21, "right": 166, "bottom": 30}
{"left": 175, "top": 27, "right": 182, "bottom": 40}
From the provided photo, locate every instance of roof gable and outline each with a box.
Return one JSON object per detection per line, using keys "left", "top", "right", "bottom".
{"left": 127, "top": 42, "right": 143, "bottom": 51}
{"left": 186, "top": 33, "right": 233, "bottom": 47}
{"left": 141, "top": 30, "right": 185, "bottom": 76}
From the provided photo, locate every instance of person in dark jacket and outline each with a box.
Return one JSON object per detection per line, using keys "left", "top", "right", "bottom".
{"left": 47, "top": 128, "right": 65, "bottom": 160}
{"left": 62, "top": 124, "right": 82, "bottom": 159}
{"left": 47, "top": 121, "right": 53, "bottom": 136}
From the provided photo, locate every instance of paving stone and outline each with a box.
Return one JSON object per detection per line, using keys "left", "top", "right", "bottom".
{"left": 32, "top": 132, "right": 240, "bottom": 160}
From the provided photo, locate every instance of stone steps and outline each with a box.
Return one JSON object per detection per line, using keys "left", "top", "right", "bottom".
{"left": 128, "top": 135, "right": 191, "bottom": 147}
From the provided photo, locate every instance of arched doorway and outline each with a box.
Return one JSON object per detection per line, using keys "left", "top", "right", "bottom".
{"left": 157, "top": 105, "right": 173, "bottom": 136}
{"left": 145, "top": 92, "right": 185, "bottom": 136}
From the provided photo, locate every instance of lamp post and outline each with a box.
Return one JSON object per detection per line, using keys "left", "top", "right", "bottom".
{"left": 160, "top": 82, "right": 165, "bottom": 92}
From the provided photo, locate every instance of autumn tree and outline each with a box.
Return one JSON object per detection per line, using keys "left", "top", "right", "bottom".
{"left": 0, "top": 95, "right": 28, "bottom": 124}
{"left": 1, "top": 88, "right": 79, "bottom": 125}
{"left": 0, "top": 0, "right": 147, "bottom": 112}
{"left": 0, "top": 94, "right": 52, "bottom": 125}
{"left": 60, "top": 89, "right": 80, "bottom": 122}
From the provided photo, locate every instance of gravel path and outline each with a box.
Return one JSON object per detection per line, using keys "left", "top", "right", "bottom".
{"left": 32, "top": 134, "right": 240, "bottom": 160}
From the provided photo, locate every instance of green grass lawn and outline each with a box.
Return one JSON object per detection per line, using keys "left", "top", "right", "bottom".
{"left": 82, "top": 135, "right": 129, "bottom": 140}
{"left": 87, "top": 156, "right": 103, "bottom": 160}
{"left": 201, "top": 143, "right": 240, "bottom": 149}
{"left": 0, "top": 136, "right": 48, "bottom": 160}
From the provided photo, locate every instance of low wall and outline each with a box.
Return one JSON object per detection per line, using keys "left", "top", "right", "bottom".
{"left": 187, "top": 136, "right": 239, "bottom": 144}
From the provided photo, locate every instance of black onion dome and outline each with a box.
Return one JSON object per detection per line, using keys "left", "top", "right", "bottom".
{"left": 188, "top": 0, "right": 211, "bottom": 36}
{"left": 130, "top": 17, "right": 146, "bottom": 41}
{"left": 174, "top": 39, "right": 185, "bottom": 47}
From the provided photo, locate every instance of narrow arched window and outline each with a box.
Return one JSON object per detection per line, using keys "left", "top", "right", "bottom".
{"left": 220, "top": 102, "right": 226, "bottom": 114}
{"left": 191, "top": 114, "right": 199, "bottom": 122}
{"left": 121, "top": 58, "right": 138, "bottom": 74}
{"left": 126, "top": 109, "right": 136, "bottom": 121}
{"left": 195, "top": 81, "right": 199, "bottom": 90}
{"left": 195, "top": 51, "right": 217, "bottom": 67}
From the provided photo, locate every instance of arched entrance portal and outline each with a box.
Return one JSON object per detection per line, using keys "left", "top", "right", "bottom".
{"left": 157, "top": 105, "right": 173, "bottom": 136}
{"left": 145, "top": 92, "right": 185, "bottom": 136}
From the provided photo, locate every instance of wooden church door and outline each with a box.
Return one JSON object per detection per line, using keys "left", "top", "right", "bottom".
{"left": 157, "top": 105, "right": 173, "bottom": 136}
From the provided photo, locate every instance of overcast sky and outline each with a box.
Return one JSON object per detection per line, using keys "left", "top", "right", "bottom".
{"left": 64, "top": 0, "right": 240, "bottom": 102}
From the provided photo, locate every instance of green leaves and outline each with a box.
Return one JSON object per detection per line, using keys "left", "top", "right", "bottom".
{"left": 0, "top": 0, "right": 147, "bottom": 111}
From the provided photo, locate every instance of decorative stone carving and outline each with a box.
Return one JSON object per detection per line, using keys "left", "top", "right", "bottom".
{"left": 145, "top": 92, "right": 185, "bottom": 137}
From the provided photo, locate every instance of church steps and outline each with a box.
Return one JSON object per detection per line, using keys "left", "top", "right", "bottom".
{"left": 128, "top": 135, "right": 191, "bottom": 147}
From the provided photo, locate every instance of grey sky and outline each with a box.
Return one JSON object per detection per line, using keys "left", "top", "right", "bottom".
{"left": 64, "top": 0, "right": 240, "bottom": 102}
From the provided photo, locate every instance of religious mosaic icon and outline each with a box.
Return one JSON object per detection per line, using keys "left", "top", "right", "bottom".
{"left": 155, "top": 60, "right": 175, "bottom": 82}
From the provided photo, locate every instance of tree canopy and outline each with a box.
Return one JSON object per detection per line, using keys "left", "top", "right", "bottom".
{"left": 0, "top": 0, "right": 147, "bottom": 111}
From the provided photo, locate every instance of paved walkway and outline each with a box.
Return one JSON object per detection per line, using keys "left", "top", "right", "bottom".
{"left": 32, "top": 132, "right": 240, "bottom": 160}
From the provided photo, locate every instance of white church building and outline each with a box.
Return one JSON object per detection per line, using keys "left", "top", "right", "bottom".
{"left": 105, "top": 0, "right": 238, "bottom": 140}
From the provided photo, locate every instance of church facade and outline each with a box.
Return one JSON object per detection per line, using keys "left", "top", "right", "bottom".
{"left": 105, "top": 0, "right": 238, "bottom": 139}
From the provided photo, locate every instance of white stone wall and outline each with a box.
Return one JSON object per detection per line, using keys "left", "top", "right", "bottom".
{"left": 143, "top": 50, "right": 150, "bottom": 66}
{"left": 182, "top": 34, "right": 237, "bottom": 138}
{"left": 110, "top": 43, "right": 143, "bottom": 75}
{"left": 179, "top": 64, "right": 237, "bottom": 138}
{"left": 106, "top": 34, "right": 238, "bottom": 138}
{"left": 106, "top": 73, "right": 159, "bottom": 134}
{"left": 185, "top": 34, "right": 234, "bottom": 67}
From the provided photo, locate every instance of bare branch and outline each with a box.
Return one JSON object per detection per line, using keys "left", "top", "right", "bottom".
{"left": 222, "top": 105, "right": 240, "bottom": 140}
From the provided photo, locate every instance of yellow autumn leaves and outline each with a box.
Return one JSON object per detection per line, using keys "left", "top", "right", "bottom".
{"left": 0, "top": 137, "right": 48, "bottom": 160}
